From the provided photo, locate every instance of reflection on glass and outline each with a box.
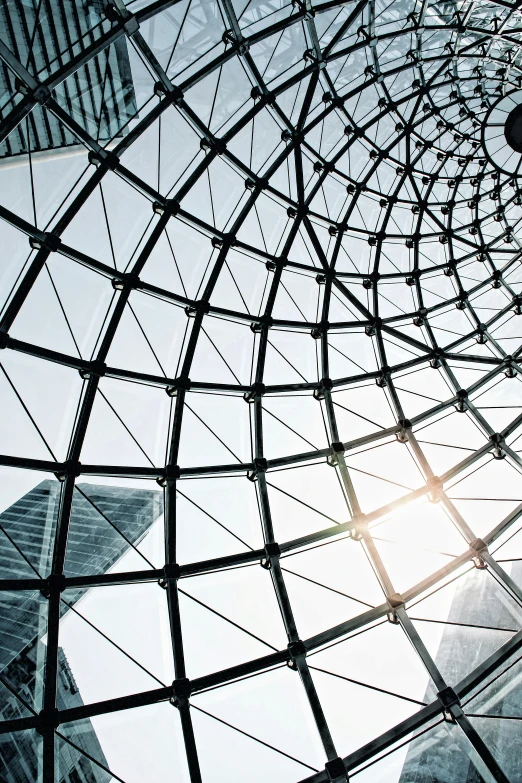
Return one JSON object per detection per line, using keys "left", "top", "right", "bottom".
{"left": 0, "top": 480, "right": 162, "bottom": 780}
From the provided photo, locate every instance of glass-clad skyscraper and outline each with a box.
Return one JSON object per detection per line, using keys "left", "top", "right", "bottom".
{"left": 399, "top": 564, "right": 522, "bottom": 782}
{"left": 0, "top": 0, "right": 136, "bottom": 159}
{"left": 0, "top": 481, "right": 163, "bottom": 781}
{"left": 2, "top": 0, "right": 522, "bottom": 781}
{"left": 0, "top": 644, "right": 112, "bottom": 783}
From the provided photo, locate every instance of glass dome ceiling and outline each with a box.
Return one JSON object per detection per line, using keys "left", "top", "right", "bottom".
{"left": 1, "top": 0, "right": 522, "bottom": 781}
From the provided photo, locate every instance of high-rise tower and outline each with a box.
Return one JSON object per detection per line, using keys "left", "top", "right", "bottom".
{"left": 0, "top": 0, "right": 136, "bottom": 160}
{"left": 0, "top": 480, "right": 163, "bottom": 781}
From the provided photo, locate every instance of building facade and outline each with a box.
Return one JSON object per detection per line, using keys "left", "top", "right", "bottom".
{"left": 399, "top": 565, "right": 522, "bottom": 782}
{"left": 0, "top": 0, "right": 136, "bottom": 159}
{"left": 0, "top": 480, "right": 163, "bottom": 781}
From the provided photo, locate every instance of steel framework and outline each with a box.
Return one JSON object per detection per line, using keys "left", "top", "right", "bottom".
{"left": 1, "top": 0, "right": 522, "bottom": 780}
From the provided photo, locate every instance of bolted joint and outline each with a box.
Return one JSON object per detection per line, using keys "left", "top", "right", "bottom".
{"left": 287, "top": 205, "right": 308, "bottom": 220}
{"left": 491, "top": 269, "right": 502, "bottom": 289}
{"left": 475, "top": 326, "right": 488, "bottom": 344}
{"left": 247, "top": 457, "right": 268, "bottom": 482}
{"left": 349, "top": 514, "right": 366, "bottom": 541}
{"left": 211, "top": 233, "right": 236, "bottom": 250}
{"left": 327, "top": 441, "right": 345, "bottom": 467}
{"left": 16, "top": 78, "right": 51, "bottom": 106}
{"left": 168, "top": 84, "right": 184, "bottom": 104}
{"left": 212, "top": 233, "right": 235, "bottom": 249}
{"left": 375, "top": 369, "right": 388, "bottom": 388}
{"left": 222, "top": 29, "right": 249, "bottom": 54}
{"left": 153, "top": 80, "right": 167, "bottom": 98}
{"left": 0, "top": 331, "right": 9, "bottom": 350}
{"left": 55, "top": 460, "right": 81, "bottom": 481}
{"left": 156, "top": 464, "right": 181, "bottom": 487}
{"left": 313, "top": 377, "right": 333, "bottom": 401}
{"left": 166, "top": 377, "right": 191, "bottom": 397}
{"left": 222, "top": 29, "right": 235, "bottom": 45}
{"left": 79, "top": 360, "right": 107, "bottom": 380}
{"left": 504, "top": 356, "right": 517, "bottom": 378}
{"left": 245, "top": 175, "right": 269, "bottom": 191}
{"left": 244, "top": 382, "right": 265, "bottom": 403}
{"left": 387, "top": 592, "right": 404, "bottom": 623}
{"left": 111, "top": 272, "right": 140, "bottom": 292}
{"left": 250, "top": 316, "right": 273, "bottom": 333}
{"left": 154, "top": 80, "right": 183, "bottom": 102}
{"left": 111, "top": 277, "right": 125, "bottom": 292}
{"left": 311, "top": 322, "right": 329, "bottom": 339}
{"left": 455, "top": 389, "right": 468, "bottom": 413}
{"left": 88, "top": 148, "right": 120, "bottom": 170}
{"left": 154, "top": 80, "right": 183, "bottom": 101}
{"left": 490, "top": 433, "right": 505, "bottom": 461}
{"left": 185, "top": 300, "right": 210, "bottom": 318}
{"left": 158, "top": 562, "right": 181, "bottom": 588}
{"left": 287, "top": 639, "right": 306, "bottom": 669}
{"left": 153, "top": 199, "right": 180, "bottom": 216}
{"left": 396, "top": 418, "right": 411, "bottom": 443}
{"left": 105, "top": 2, "right": 139, "bottom": 34}
{"left": 427, "top": 475, "right": 442, "bottom": 503}
{"left": 33, "top": 83, "right": 51, "bottom": 105}
{"left": 469, "top": 537, "right": 488, "bottom": 569}
{"left": 29, "top": 232, "right": 61, "bottom": 253}
{"left": 171, "top": 677, "right": 192, "bottom": 707}
{"left": 413, "top": 307, "right": 428, "bottom": 327}
{"left": 437, "top": 686, "right": 461, "bottom": 722}
{"left": 37, "top": 707, "right": 60, "bottom": 736}
{"left": 325, "top": 757, "right": 349, "bottom": 781}
{"left": 41, "top": 573, "right": 66, "bottom": 599}
{"left": 200, "top": 137, "right": 227, "bottom": 155}
{"left": 261, "top": 541, "right": 281, "bottom": 569}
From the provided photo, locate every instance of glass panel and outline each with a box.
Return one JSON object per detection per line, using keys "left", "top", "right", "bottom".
{"left": 64, "top": 480, "right": 164, "bottom": 577}
{"left": 60, "top": 702, "right": 190, "bottom": 783}
{"left": 410, "top": 566, "right": 522, "bottom": 695}
{"left": 179, "top": 565, "right": 287, "bottom": 678}
{"left": 0, "top": 729, "right": 43, "bottom": 783}
{"left": 2, "top": 0, "right": 522, "bottom": 779}
{"left": 352, "top": 720, "right": 489, "bottom": 783}
{"left": 0, "top": 590, "right": 49, "bottom": 712}
{"left": 192, "top": 665, "right": 326, "bottom": 778}
{"left": 60, "top": 580, "right": 173, "bottom": 703}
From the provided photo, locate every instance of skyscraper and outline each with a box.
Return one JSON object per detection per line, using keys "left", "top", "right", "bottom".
{"left": 399, "top": 565, "right": 522, "bottom": 782}
{"left": 0, "top": 480, "right": 163, "bottom": 781}
{"left": 2, "top": 0, "right": 522, "bottom": 779}
{"left": 0, "top": 642, "right": 112, "bottom": 783}
{"left": 0, "top": 0, "right": 137, "bottom": 160}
